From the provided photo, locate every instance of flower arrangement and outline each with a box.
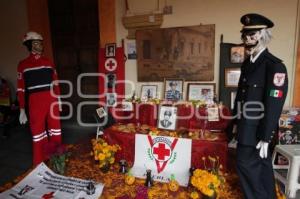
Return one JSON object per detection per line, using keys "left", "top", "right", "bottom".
{"left": 190, "top": 156, "right": 225, "bottom": 198}
{"left": 91, "top": 138, "right": 121, "bottom": 172}
{"left": 44, "top": 142, "right": 71, "bottom": 175}
{"left": 191, "top": 169, "right": 220, "bottom": 198}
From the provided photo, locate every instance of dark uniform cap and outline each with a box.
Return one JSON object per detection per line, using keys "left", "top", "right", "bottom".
{"left": 240, "top": 13, "right": 274, "bottom": 32}
{"left": 169, "top": 81, "right": 178, "bottom": 86}
{"left": 164, "top": 110, "right": 172, "bottom": 116}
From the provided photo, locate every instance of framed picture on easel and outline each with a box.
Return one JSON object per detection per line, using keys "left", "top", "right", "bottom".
{"left": 187, "top": 83, "right": 215, "bottom": 102}
{"left": 157, "top": 106, "right": 178, "bottom": 130}
{"left": 164, "top": 78, "right": 184, "bottom": 101}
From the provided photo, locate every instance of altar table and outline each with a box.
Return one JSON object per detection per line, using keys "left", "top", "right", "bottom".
{"left": 112, "top": 103, "right": 231, "bottom": 130}
{"left": 103, "top": 127, "right": 229, "bottom": 171}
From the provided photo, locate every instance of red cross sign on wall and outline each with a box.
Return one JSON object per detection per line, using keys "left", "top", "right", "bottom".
{"left": 104, "top": 58, "right": 117, "bottom": 72}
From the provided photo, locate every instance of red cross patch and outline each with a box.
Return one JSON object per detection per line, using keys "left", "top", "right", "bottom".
{"left": 273, "top": 73, "right": 285, "bottom": 87}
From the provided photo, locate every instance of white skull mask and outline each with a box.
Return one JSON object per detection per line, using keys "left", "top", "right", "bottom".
{"left": 241, "top": 29, "right": 264, "bottom": 56}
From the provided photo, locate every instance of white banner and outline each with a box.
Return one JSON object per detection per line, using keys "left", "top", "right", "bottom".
{"left": 0, "top": 163, "right": 104, "bottom": 199}
{"left": 131, "top": 134, "right": 191, "bottom": 186}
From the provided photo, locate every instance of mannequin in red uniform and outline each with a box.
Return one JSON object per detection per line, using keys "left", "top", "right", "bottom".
{"left": 17, "top": 31, "right": 62, "bottom": 166}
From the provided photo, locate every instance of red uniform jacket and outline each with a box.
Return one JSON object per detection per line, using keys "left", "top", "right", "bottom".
{"left": 17, "top": 53, "right": 60, "bottom": 109}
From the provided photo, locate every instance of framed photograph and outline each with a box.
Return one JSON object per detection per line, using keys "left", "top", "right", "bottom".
{"left": 230, "top": 46, "right": 245, "bottom": 63}
{"left": 136, "top": 24, "right": 215, "bottom": 81}
{"left": 106, "top": 93, "right": 117, "bottom": 107}
{"left": 207, "top": 107, "right": 220, "bottom": 121}
{"left": 121, "top": 101, "right": 133, "bottom": 111}
{"left": 96, "top": 107, "right": 107, "bottom": 118}
{"left": 105, "top": 43, "right": 116, "bottom": 58}
{"left": 106, "top": 73, "right": 116, "bottom": 89}
{"left": 164, "top": 78, "right": 184, "bottom": 101}
{"left": 157, "top": 106, "right": 178, "bottom": 130}
{"left": 187, "top": 83, "right": 215, "bottom": 102}
{"left": 140, "top": 85, "right": 158, "bottom": 99}
{"left": 225, "top": 67, "right": 241, "bottom": 87}
{"left": 230, "top": 91, "right": 237, "bottom": 110}
{"left": 127, "top": 42, "right": 137, "bottom": 59}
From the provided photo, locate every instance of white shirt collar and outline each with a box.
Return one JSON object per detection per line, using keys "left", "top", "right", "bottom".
{"left": 250, "top": 47, "right": 266, "bottom": 63}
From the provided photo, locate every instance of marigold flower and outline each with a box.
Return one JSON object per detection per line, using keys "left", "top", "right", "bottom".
{"left": 98, "top": 153, "right": 105, "bottom": 161}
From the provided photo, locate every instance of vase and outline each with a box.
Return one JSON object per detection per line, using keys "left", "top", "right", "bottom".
{"left": 100, "top": 163, "right": 111, "bottom": 173}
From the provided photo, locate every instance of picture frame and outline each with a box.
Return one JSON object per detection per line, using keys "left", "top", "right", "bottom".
{"left": 140, "top": 85, "right": 158, "bottom": 100}
{"left": 230, "top": 46, "right": 245, "bottom": 63}
{"left": 121, "top": 101, "right": 133, "bottom": 111}
{"left": 207, "top": 107, "right": 220, "bottom": 122}
{"left": 106, "top": 73, "right": 116, "bottom": 89}
{"left": 187, "top": 83, "right": 216, "bottom": 102}
{"left": 225, "top": 67, "right": 241, "bottom": 87}
{"left": 105, "top": 43, "right": 116, "bottom": 58}
{"left": 157, "top": 106, "right": 178, "bottom": 130}
{"left": 164, "top": 78, "right": 184, "bottom": 101}
{"left": 230, "top": 91, "right": 237, "bottom": 110}
{"left": 136, "top": 25, "right": 215, "bottom": 81}
{"left": 106, "top": 93, "right": 117, "bottom": 107}
{"left": 127, "top": 42, "right": 137, "bottom": 60}
{"left": 96, "top": 107, "right": 107, "bottom": 118}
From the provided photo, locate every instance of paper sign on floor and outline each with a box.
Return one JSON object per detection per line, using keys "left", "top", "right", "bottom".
{"left": 131, "top": 134, "right": 192, "bottom": 186}
{"left": 0, "top": 162, "right": 104, "bottom": 199}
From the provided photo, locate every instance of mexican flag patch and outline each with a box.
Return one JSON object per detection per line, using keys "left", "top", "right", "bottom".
{"left": 270, "top": 89, "right": 283, "bottom": 98}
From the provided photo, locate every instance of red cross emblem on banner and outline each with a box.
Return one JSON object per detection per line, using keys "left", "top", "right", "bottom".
{"left": 105, "top": 58, "right": 117, "bottom": 72}
{"left": 153, "top": 143, "right": 171, "bottom": 161}
{"left": 147, "top": 136, "right": 178, "bottom": 173}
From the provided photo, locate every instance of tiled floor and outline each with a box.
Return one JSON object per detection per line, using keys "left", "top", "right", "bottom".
{"left": 0, "top": 120, "right": 96, "bottom": 186}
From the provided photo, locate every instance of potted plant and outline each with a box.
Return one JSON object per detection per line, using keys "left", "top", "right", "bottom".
{"left": 91, "top": 138, "right": 120, "bottom": 173}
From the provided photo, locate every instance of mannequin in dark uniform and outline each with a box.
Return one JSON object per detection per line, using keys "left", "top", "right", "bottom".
{"left": 232, "top": 14, "right": 288, "bottom": 199}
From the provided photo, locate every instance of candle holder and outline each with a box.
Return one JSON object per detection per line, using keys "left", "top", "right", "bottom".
{"left": 144, "top": 169, "right": 153, "bottom": 187}
{"left": 119, "top": 159, "right": 127, "bottom": 174}
{"left": 86, "top": 180, "right": 95, "bottom": 195}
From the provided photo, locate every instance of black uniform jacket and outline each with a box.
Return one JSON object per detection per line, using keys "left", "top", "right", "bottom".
{"left": 232, "top": 49, "right": 288, "bottom": 146}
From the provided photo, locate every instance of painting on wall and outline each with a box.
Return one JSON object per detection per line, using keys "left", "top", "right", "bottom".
{"left": 136, "top": 24, "right": 215, "bottom": 81}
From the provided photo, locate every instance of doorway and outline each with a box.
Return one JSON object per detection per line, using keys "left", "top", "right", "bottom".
{"left": 48, "top": 0, "right": 100, "bottom": 125}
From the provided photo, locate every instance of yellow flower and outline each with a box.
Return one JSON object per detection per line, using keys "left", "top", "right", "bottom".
{"left": 103, "top": 148, "right": 109, "bottom": 153}
{"left": 190, "top": 191, "right": 199, "bottom": 199}
{"left": 98, "top": 153, "right": 105, "bottom": 161}
{"left": 106, "top": 152, "right": 112, "bottom": 158}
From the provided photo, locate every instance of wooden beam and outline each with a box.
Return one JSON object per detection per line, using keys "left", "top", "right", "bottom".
{"left": 293, "top": 43, "right": 300, "bottom": 106}
{"left": 26, "top": 0, "right": 53, "bottom": 60}
{"left": 99, "top": 0, "right": 116, "bottom": 48}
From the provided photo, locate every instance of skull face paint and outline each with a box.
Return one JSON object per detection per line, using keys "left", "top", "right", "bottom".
{"left": 241, "top": 30, "right": 263, "bottom": 56}
{"left": 31, "top": 40, "right": 44, "bottom": 55}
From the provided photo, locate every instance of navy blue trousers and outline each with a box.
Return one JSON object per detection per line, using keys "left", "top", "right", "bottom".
{"left": 237, "top": 144, "right": 276, "bottom": 199}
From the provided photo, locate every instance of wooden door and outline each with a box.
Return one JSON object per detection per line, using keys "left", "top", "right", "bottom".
{"left": 48, "top": 0, "right": 99, "bottom": 123}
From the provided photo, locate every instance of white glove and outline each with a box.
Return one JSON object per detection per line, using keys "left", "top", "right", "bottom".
{"left": 232, "top": 124, "right": 237, "bottom": 134}
{"left": 256, "top": 141, "right": 269, "bottom": 159}
{"left": 19, "top": 108, "right": 28, "bottom": 124}
{"left": 228, "top": 138, "right": 238, "bottom": 149}
{"left": 58, "top": 97, "right": 62, "bottom": 112}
